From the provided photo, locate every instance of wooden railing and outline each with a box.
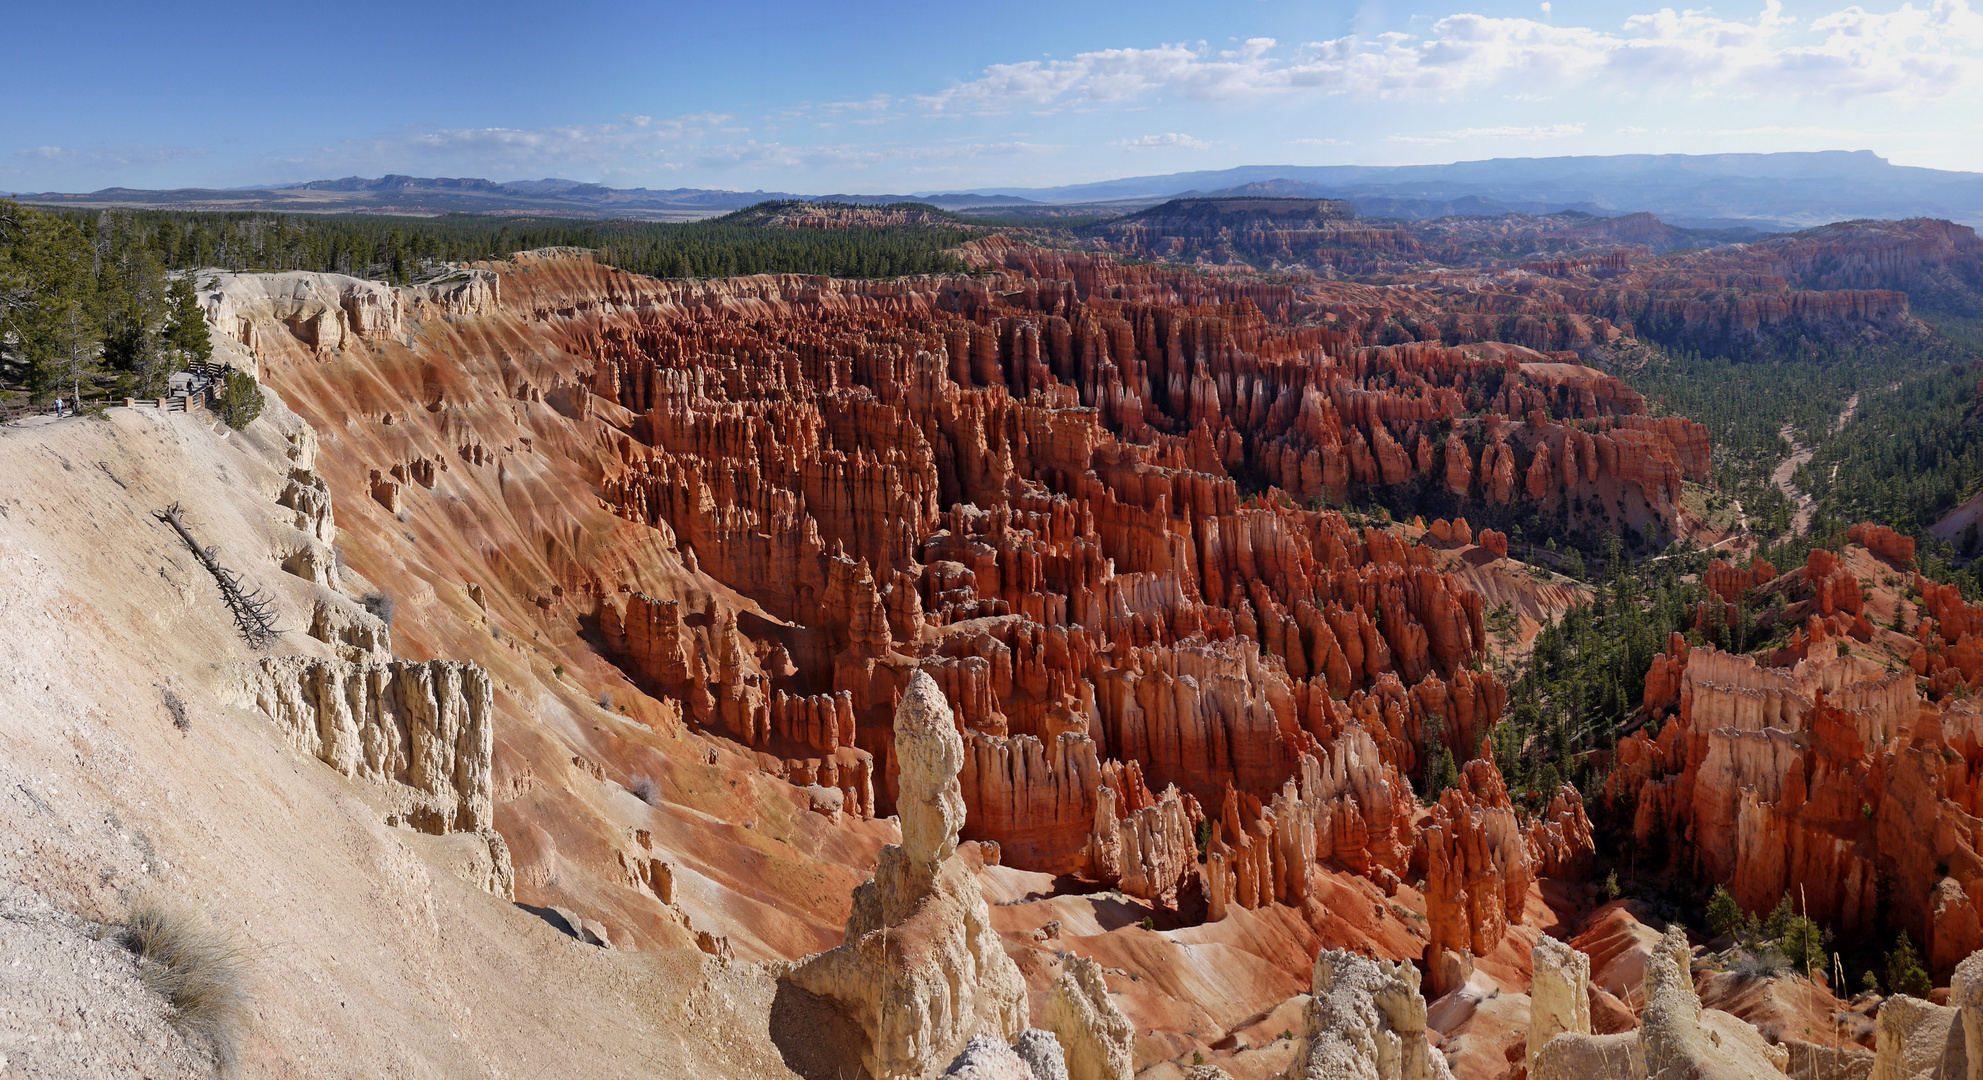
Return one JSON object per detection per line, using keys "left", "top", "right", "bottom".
{"left": 1, "top": 385, "right": 210, "bottom": 423}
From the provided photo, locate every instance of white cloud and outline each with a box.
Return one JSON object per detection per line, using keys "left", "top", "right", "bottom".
{"left": 1291, "top": 137, "right": 1351, "bottom": 145}
{"left": 6, "top": 143, "right": 207, "bottom": 182}
{"left": 914, "top": 0, "right": 1983, "bottom": 113}
{"left": 1109, "top": 132, "right": 1213, "bottom": 150}
{"left": 264, "top": 114, "right": 740, "bottom": 181}
{"left": 1387, "top": 123, "right": 1583, "bottom": 145}
{"left": 1444, "top": 124, "right": 1585, "bottom": 138}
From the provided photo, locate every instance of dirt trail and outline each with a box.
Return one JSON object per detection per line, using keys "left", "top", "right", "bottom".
{"left": 1773, "top": 392, "right": 1859, "bottom": 535}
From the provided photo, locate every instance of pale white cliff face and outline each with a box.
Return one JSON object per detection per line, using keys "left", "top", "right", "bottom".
{"left": 1284, "top": 949, "right": 1452, "bottom": 1080}
{"left": 243, "top": 655, "right": 495, "bottom": 835}
{"left": 199, "top": 268, "right": 500, "bottom": 375}
{"left": 1044, "top": 955, "right": 1134, "bottom": 1080}
{"left": 897, "top": 670, "right": 967, "bottom": 884}
{"left": 1872, "top": 993, "right": 1967, "bottom": 1080}
{"left": 1529, "top": 935, "right": 1593, "bottom": 1075}
{"left": 1955, "top": 953, "right": 1983, "bottom": 1080}
{"left": 1639, "top": 926, "right": 1787, "bottom": 1080}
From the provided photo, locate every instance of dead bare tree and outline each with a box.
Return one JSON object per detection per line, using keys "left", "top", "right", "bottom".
{"left": 154, "top": 503, "right": 281, "bottom": 649}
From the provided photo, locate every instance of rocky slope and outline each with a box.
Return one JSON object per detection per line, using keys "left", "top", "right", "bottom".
{"left": 0, "top": 401, "right": 813, "bottom": 1076}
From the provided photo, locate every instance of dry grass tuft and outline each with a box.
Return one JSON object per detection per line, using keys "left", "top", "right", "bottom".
{"left": 118, "top": 897, "right": 251, "bottom": 1067}
{"left": 1729, "top": 947, "right": 1793, "bottom": 982}
{"left": 161, "top": 688, "right": 190, "bottom": 732}
{"left": 628, "top": 775, "right": 659, "bottom": 805}
{"left": 359, "top": 591, "right": 396, "bottom": 626}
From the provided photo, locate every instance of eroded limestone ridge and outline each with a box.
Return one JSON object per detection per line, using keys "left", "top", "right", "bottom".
{"left": 789, "top": 671, "right": 1027, "bottom": 1079}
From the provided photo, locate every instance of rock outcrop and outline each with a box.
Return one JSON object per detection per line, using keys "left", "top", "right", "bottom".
{"left": 1043, "top": 955, "right": 1135, "bottom": 1080}
{"left": 789, "top": 672, "right": 1028, "bottom": 1079}
{"left": 1870, "top": 994, "right": 1967, "bottom": 1080}
{"left": 944, "top": 1031, "right": 1071, "bottom": 1080}
{"left": 243, "top": 655, "right": 495, "bottom": 836}
{"left": 236, "top": 243, "right": 1680, "bottom": 971}
{"left": 1532, "top": 1031, "right": 1643, "bottom": 1080}
{"left": 1640, "top": 927, "right": 1790, "bottom": 1079}
{"left": 1611, "top": 542, "right": 1983, "bottom": 979}
{"left": 1283, "top": 949, "right": 1452, "bottom": 1080}
{"left": 1423, "top": 760, "right": 1542, "bottom": 992}
{"left": 1529, "top": 935, "right": 1594, "bottom": 1075}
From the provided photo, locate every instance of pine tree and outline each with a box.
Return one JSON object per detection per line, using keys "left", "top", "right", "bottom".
{"left": 100, "top": 244, "right": 172, "bottom": 398}
{"left": 1887, "top": 930, "right": 1932, "bottom": 997}
{"left": 0, "top": 205, "right": 99, "bottom": 404}
{"left": 1706, "top": 885, "right": 1744, "bottom": 940}
{"left": 164, "top": 275, "right": 211, "bottom": 369}
{"left": 1434, "top": 748, "right": 1460, "bottom": 796}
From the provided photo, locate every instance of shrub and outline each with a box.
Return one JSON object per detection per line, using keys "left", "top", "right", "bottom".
{"left": 117, "top": 897, "right": 250, "bottom": 1065}
{"left": 214, "top": 371, "right": 264, "bottom": 431}
{"left": 1731, "top": 947, "right": 1794, "bottom": 981}
{"left": 359, "top": 591, "right": 395, "bottom": 625}
{"left": 628, "top": 775, "right": 659, "bottom": 805}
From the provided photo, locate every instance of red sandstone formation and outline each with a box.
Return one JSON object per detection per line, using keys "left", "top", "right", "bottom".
{"left": 1423, "top": 761, "right": 1530, "bottom": 988}
{"left": 1849, "top": 522, "right": 1916, "bottom": 566}
{"left": 238, "top": 244, "right": 1641, "bottom": 974}
{"left": 1613, "top": 536, "right": 1983, "bottom": 980}
{"left": 1079, "top": 212, "right": 1969, "bottom": 356}
{"left": 198, "top": 223, "right": 1983, "bottom": 1076}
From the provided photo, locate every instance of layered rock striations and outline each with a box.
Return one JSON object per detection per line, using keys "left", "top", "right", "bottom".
{"left": 216, "top": 242, "right": 1660, "bottom": 996}
{"left": 219, "top": 243, "right": 1732, "bottom": 1073}
{"left": 244, "top": 655, "right": 496, "bottom": 836}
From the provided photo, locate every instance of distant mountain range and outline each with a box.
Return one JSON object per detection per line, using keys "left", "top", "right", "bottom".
{"left": 13, "top": 151, "right": 1983, "bottom": 229}
{"left": 944, "top": 152, "right": 1983, "bottom": 229}
{"left": 8, "top": 174, "right": 1035, "bottom": 222}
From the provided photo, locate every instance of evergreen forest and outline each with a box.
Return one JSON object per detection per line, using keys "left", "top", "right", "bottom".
{"left": 0, "top": 199, "right": 977, "bottom": 407}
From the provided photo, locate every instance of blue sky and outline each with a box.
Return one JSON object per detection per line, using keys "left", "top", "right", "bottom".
{"left": 5, "top": 0, "right": 1982, "bottom": 193}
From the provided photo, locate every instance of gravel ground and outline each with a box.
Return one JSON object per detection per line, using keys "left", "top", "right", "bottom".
{"left": 0, "top": 880, "right": 213, "bottom": 1078}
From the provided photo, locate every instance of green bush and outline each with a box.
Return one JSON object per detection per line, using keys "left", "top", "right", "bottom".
{"left": 215, "top": 370, "right": 264, "bottom": 430}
